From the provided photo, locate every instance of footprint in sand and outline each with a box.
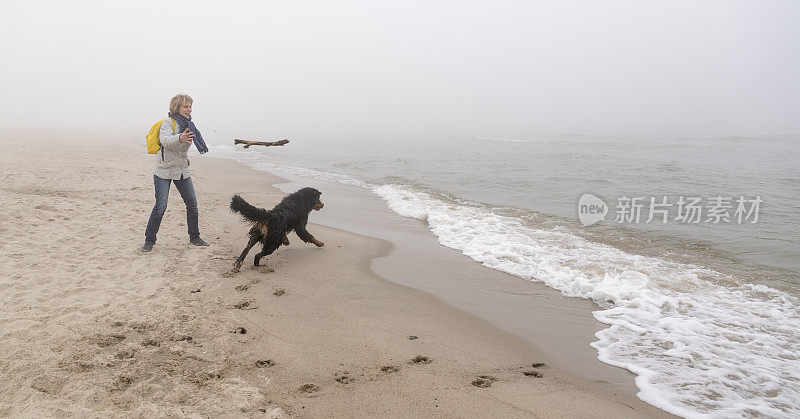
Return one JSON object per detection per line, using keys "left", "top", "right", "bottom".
{"left": 30, "top": 374, "right": 66, "bottom": 395}
{"left": 273, "top": 288, "right": 285, "bottom": 296}
{"left": 111, "top": 375, "right": 134, "bottom": 391}
{"left": 335, "top": 371, "right": 355, "bottom": 384}
{"left": 90, "top": 334, "right": 126, "bottom": 348}
{"left": 409, "top": 355, "right": 432, "bottom": 364}
{"left": 523, "top": 362, "right": 546, "bottom": 378}
{"left": 472, "top": 375, "right": 497, "bottom": 388}
{"left": 299, "top": 383, "right": 319, "bottom": 394}
{"left": 233, "top": 299, "right": 258, "bottom": 310}
{"left": 381, "top": 365, "right": 399, "bottom": 373}
{"left": 236, "top": 278, "right": 261, "bottom": 291}
{"left": 141, "top": 338, "right": 161, "bottom": 347}
{"left": 114, "top": 348, "right": 137, "bottom": 360}
{"left": 255, "top": 359, "right": 276, "bottom": 368}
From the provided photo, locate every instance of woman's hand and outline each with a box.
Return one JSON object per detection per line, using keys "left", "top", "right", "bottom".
{"left": 179, "top": 128, "right": 195, "bottom": 143}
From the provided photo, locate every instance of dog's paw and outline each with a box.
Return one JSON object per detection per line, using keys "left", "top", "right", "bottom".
{"left": 312, "top": 239, "right": 324, "bottom": 247}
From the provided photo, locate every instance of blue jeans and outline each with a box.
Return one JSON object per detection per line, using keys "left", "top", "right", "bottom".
{"left": 144, "top": 175, "right": 199, "bottom": 244}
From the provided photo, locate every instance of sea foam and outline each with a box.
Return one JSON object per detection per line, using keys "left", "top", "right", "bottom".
{"left": 373, "top": 183, "right": 800, "bottom": 418}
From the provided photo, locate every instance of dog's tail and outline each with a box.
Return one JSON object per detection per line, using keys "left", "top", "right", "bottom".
{"left": 230, "top": 194, "right": 270, "bottom": 223}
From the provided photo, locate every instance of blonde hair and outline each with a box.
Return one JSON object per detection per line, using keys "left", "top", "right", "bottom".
{"left": 169, "top": 94, "right": 193, "bottom": 114}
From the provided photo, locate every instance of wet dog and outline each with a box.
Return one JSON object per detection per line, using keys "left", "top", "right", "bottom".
{"left": 229, "top": 187, "right": 324, "bottom": 272}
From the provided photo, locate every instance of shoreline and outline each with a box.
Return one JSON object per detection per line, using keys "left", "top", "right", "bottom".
{"left": 0, "top": 132, "right": 670, "bottom": 417}
{"left": 236, "top": 157, "right": 647, "bottom": 394}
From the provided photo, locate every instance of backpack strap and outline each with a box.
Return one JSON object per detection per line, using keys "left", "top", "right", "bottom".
{"left": 162, "top": 118, "right": 175, "bottom": 161}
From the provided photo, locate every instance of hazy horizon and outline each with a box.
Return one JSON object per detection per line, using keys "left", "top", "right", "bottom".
{"left": 1, "top": 0, "right": 798, "bottom": 142}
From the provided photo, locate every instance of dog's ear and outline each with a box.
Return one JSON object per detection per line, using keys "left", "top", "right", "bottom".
{"left": 303, "top": 188, "right": 317, "bottom": 209}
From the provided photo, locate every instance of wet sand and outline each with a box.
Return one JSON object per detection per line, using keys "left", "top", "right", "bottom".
{"left": 266, "top": 170, "right": 648, "bottom": 395}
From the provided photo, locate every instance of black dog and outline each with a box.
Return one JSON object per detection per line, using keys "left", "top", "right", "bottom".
{"left": 229, "top": 187, "right": 324, "bottom": 272}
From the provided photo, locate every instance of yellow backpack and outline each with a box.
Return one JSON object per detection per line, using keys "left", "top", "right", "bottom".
{"left": 146, "top": 117, "right": 175, "bottom": 154}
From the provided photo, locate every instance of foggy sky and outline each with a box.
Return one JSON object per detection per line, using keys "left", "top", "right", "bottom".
{"left": 1, "top": 0, "right": 798, "bottom": 142}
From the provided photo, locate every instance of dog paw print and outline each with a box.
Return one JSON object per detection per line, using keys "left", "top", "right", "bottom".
{"left": 471, "top": 375, "right": 497, "bottom": 388}
{"left": 90, "top": 334, "right": 126, "bottom": 348}
{"left": 523, "top": 362, "right": 546, "bottom": 378}
{"left": 255, "top": 359, "right": 275, "bottom": 368}
{"left": 381, "top": 365, "right": 399, "bottom": 373}
{"left": 335, "top": 371, "right": 355, "bottom": 384}
{"left": 409, "top": 355, "right": 432, "bottom": 364}
{"left": 299, "top": 383, "right": 319, "bottom": 394}
{"left": 233, "top": 299, "right": 257, "bottom": 310}
{"left": 140, "top": 338, "right": 160, "bottom": 347}
{"left": 112, "top": 375, "right": 134, "bottom": 391}
{"left": 114, "top": 348, "right": 137, "bottom": 360}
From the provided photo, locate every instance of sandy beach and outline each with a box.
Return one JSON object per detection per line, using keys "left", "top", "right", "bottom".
{"left": 0, "top": 131, "right": 670, "bottom": 417}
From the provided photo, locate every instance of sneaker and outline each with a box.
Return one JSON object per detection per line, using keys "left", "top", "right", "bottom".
{"left": 141, "top": 242, "right": 154, "bottom": 253}
{"left": 190, "top": 237, "right": 210, "bottom": 246}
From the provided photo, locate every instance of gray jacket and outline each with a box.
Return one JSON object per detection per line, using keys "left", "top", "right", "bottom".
{"left": 154, "top": 117, "right": 192, "bottom": 180}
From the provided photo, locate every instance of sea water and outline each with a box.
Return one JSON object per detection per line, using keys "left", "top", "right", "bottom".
{"left": 209, "top": 134, "right": 799, "bottom": 418}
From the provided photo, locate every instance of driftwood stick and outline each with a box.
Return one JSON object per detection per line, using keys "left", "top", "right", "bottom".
{"left": 234, "top": 139, "right": 290, "bottom": 149}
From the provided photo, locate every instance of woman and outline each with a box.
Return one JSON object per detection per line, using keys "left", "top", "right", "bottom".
{"left": 141, "top": 94, "right": 210, "bottom": 252}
